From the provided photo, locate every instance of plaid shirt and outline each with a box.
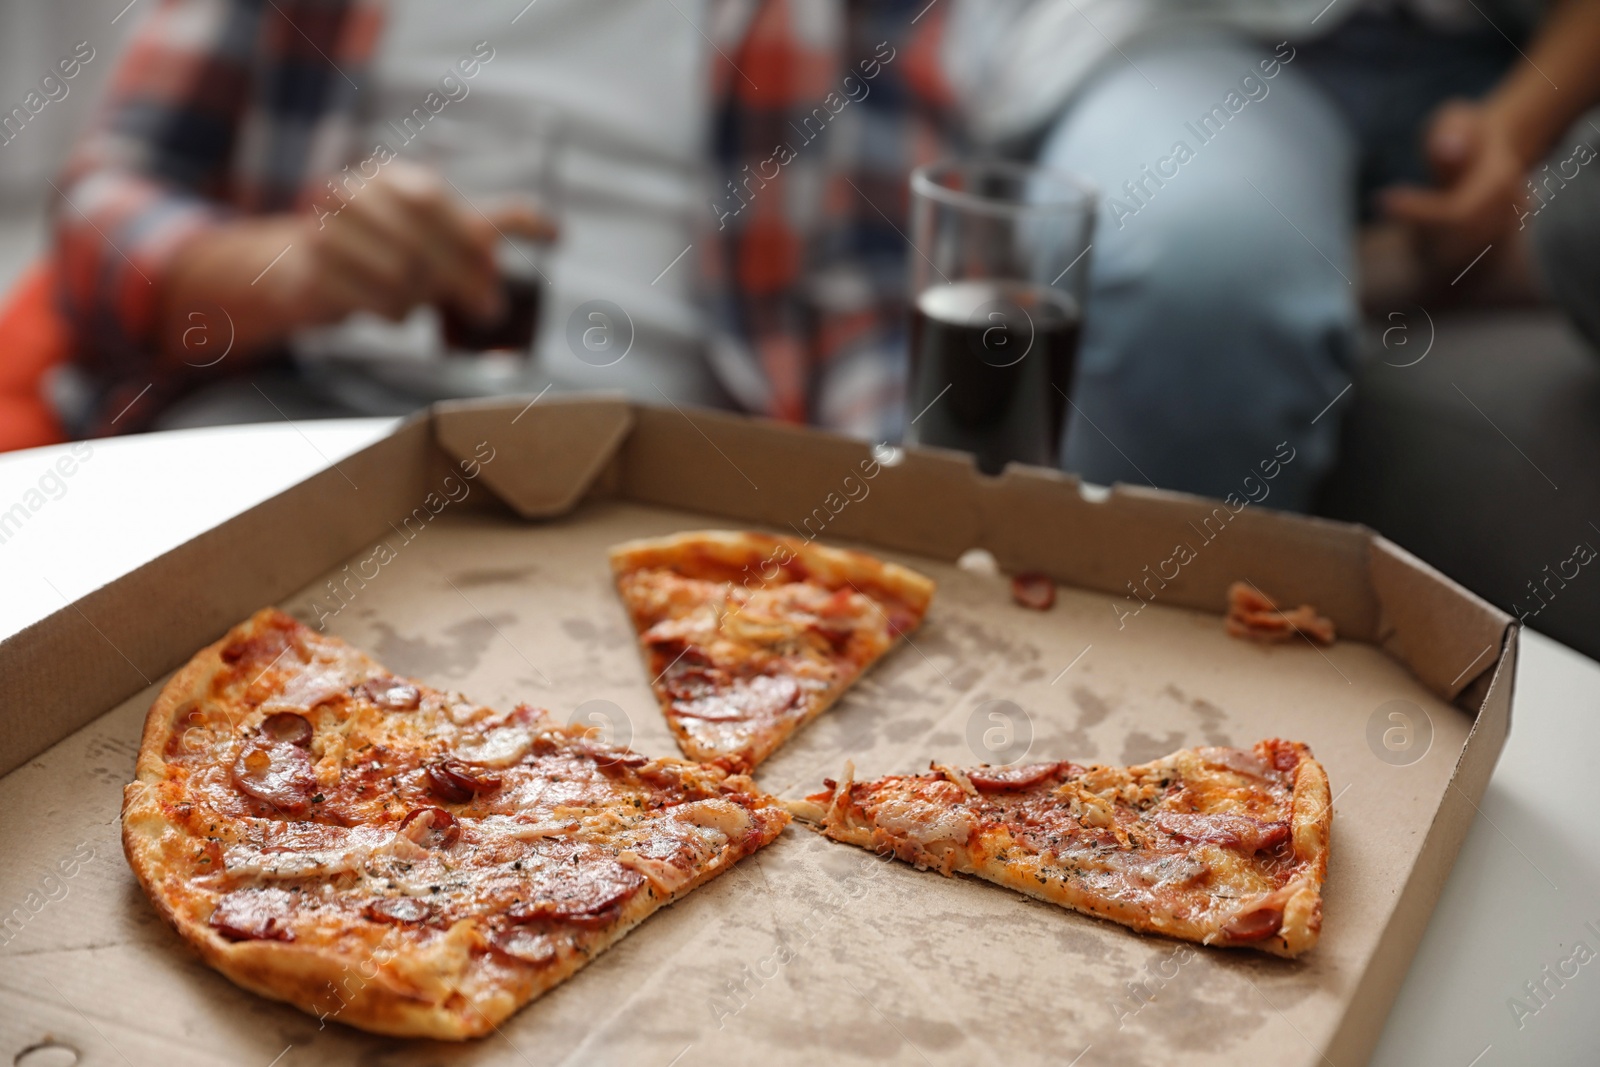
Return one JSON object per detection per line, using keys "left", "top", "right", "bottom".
{"left": 53, "top": 0, "right": 956, "bottom": 437}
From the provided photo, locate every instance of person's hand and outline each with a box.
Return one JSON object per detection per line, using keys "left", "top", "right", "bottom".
{"left": 158, "top": 161, "right": 556, "bottom": 363}
{"left": 292, "top": 160, "right": 507, "bottom": 325}
{"left": 1380, "top": 99, "right": 1531, "bottom": 275}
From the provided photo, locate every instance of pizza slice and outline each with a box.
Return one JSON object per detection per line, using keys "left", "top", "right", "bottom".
{"left": 609, "top": 531, "right": 936, "bottom": 772}
{"left": 123, "top": 608, "right": 788, "bottom": 1039}
{"left": 788, "top": 740, "right": 1332, "bottom": 957}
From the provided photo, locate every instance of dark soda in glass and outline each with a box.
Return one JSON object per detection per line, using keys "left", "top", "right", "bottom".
{"left": 440, "top": 273, "right": 542, "bottom": 353}
{"left": 907, "top": 279, "right": 1081, "bottom": 475}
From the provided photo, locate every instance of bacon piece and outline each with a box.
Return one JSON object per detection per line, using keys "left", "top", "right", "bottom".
{"left": 364, "top": 897, "right": 432, "bottom": 925}
{"left": 208, "top": 888, "right": 295, "bottom": 942}
{"left": 968, "top": 762, "right": 1067, "bottom": 792}
{"left": 1225, "top": 582, "right": 1335, "bottom": 645}
{"left": 1010, "top": 572, "right": 1056, "bottom": 611}
{"left": 1150, "top": 811, "right": 1290, "bottom": 853}
{"left": 1228, "top": 583, "right": 1277, "bottom": 616}
{"left": 259, "top": 712, "right": 313, "bottom": 747}
{"left": 363, "top": 677, "right": 421, "bottom": 711}
{"left": 231, "top": 741, "right": 316, "bottom": 813}
{"left": 426, "top": 759, "right": 502, "bottom": 803}
{"left": 399, "top": 807, "right": 461, "bottom": 849}
{"left": 507, "top": 863, "right": 644, "bottom": 927}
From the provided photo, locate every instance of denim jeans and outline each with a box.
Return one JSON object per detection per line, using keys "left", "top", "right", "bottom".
{"left": 1036, "top": 18, "right": 1563, "bottom": 511}
{"left": 1040, "top": 31, "right": 1359, "bottom": 510}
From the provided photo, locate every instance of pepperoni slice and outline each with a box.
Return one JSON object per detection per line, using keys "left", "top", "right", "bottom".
{"left": 578, "top": 742, "right": 649, "bottom": 773}
{"left": 399, "top": 807, "right": 460, "bottom": 849}
{"left": 1150, "top": 812, "right": 1290, "bottom": 853}
{"left": 220, "top": 621, "right": 296, "bottom": 670}
{"left": 671, "top": 674, "right": 802, "bottom": 721}
{"left": 259, "top": 712, "right": 312, "bottom": 747}
{"left": 208, "top": 888, "right": 295, "bottom": 942}
{"left": 968, "top": 762, "right": 1066, "bottom": 792}
{"left": 363, "top": 677, "right": 421, "bottom": 711}
{"left": 491, "top": 926, "right": 559, "bottom": 966}
{"left": 231, "top": 741, "right": 316, "bottom": 813}
{"left": 364, "top": 897, "right": 432, "bottom": 925}
{"left": 1011, "top": 572, "right": 1056, "bottom": 611}
{"left": 507, "top": 863, "right": 644, "bottom": 928}
{"left": 426, "top": 760, "right": 502, "bottom": 803}
{"left": 1222, "top": 904, "right": 1284, "bottom": 942}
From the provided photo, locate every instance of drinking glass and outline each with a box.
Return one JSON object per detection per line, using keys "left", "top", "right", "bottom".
{"left": 905, "top": 160, "right": 1096, "bottom": 475}
{"left": 428, "top": 105, "right": 562, "bottom": 358}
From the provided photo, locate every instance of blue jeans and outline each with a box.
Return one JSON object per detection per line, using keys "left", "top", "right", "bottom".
{"left": 1040, "top": 16, "right": 1531, "bottom": 510}
{"left": 1040, "top": 32, "right": 1359, "bottom": 511}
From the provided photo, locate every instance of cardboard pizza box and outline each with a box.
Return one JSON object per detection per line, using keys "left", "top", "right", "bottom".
{"left": 0, "top": 396, "right": 1515, "bottom": 1067}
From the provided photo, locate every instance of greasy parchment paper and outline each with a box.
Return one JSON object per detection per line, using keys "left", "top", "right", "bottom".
{"left": 0, "top": 497, "right": 1480, "bottom": 1067}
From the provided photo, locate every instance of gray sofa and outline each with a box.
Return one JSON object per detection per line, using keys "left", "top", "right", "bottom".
{"left": 1318, "top": 309, "right": 1600, "bottom": 662}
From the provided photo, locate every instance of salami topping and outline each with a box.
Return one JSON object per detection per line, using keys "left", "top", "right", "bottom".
{"left": 231, "top": 741, "right": 316, "bottom": 812}
{"left": 364, "top": 677, "right": 421, "bottom": 711}
{"left": 259, "top": 712, "right": 313, "bottom": 747}
{"left": 426, "top": 759, "right": 502, "bottom": 803}
{"left": 507, "top": 863, "right": 644, "bottom": 927}
{"left": 399, "top": 807, "right": 461, "bottom": 849}
{"left": 967, "top": 762, "right": 1066, "bottom": 792}
{"left": 365, "top": 897, "right": 432, "bottom": 925}
{"left": 208, "top": 888, "right": 295, "bottom": 942}
{"left": 491, "top": 927, "right": 559, "bottom": 966}
{"left": 1222, "top": 904, "right": 1285, "bottom": 942}
{"left": 1150, "top": 811, "right": 1290, "bottom": 853}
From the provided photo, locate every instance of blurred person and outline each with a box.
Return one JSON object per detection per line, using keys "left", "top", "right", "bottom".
{"left": 55, "top": 0, "right": 1600, "bottom": 512}
{"left": 947, "top": 0, "right": 1600, "bottom": 509}
{"left": 49, "top": 0, "right": 953, "bottom": 437}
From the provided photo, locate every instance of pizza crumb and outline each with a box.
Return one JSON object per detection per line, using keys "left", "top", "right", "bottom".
{"left": 1225, "top": 582, "right": 1336, "bottom": 645}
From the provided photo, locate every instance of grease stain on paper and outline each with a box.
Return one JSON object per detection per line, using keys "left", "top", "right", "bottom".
{"left": 370, "top": 614, "right": 513, "bottom": 679}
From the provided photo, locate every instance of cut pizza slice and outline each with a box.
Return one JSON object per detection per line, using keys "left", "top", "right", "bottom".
{"left": 123, "top": 608, "right": 788, "bottom": 1039}
{"left": 788, "top": 740, "right": 1332, "bottom": 957}
{"left": 609, "top": 530, "right": 937, "bottom": 772}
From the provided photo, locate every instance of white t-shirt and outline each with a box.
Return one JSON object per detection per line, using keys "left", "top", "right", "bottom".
{"left": 300, "top": 0, "right": 724, "bottom": 408}
{"left": 946, "top": 0, "right": 1540, "bottom": 143}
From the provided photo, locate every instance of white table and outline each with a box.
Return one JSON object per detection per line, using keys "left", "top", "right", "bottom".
{"left": 2, "top": 421, "right": 1596, "bottom": 1066}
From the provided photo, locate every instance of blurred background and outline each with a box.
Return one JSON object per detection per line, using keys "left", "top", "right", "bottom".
{"left": 0, "top": 4, "right": 124, "bottom": 292}
{"left": 1, "top": 0, "right": 1599, "bottom": 663}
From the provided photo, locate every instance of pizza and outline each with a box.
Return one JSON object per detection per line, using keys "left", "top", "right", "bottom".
{"left": 122, "top": 608, "right": 788, "bottom": 1039}
{"left": 787, "top": 740, "right": 1332, "bottom": 957}
{"left": 609, "top": 531, "right": 936, "bottom": 772}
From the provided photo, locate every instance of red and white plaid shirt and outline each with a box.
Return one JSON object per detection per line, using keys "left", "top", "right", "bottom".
{"left": 53, "top": 0, "right": 957, "bottom": 437}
